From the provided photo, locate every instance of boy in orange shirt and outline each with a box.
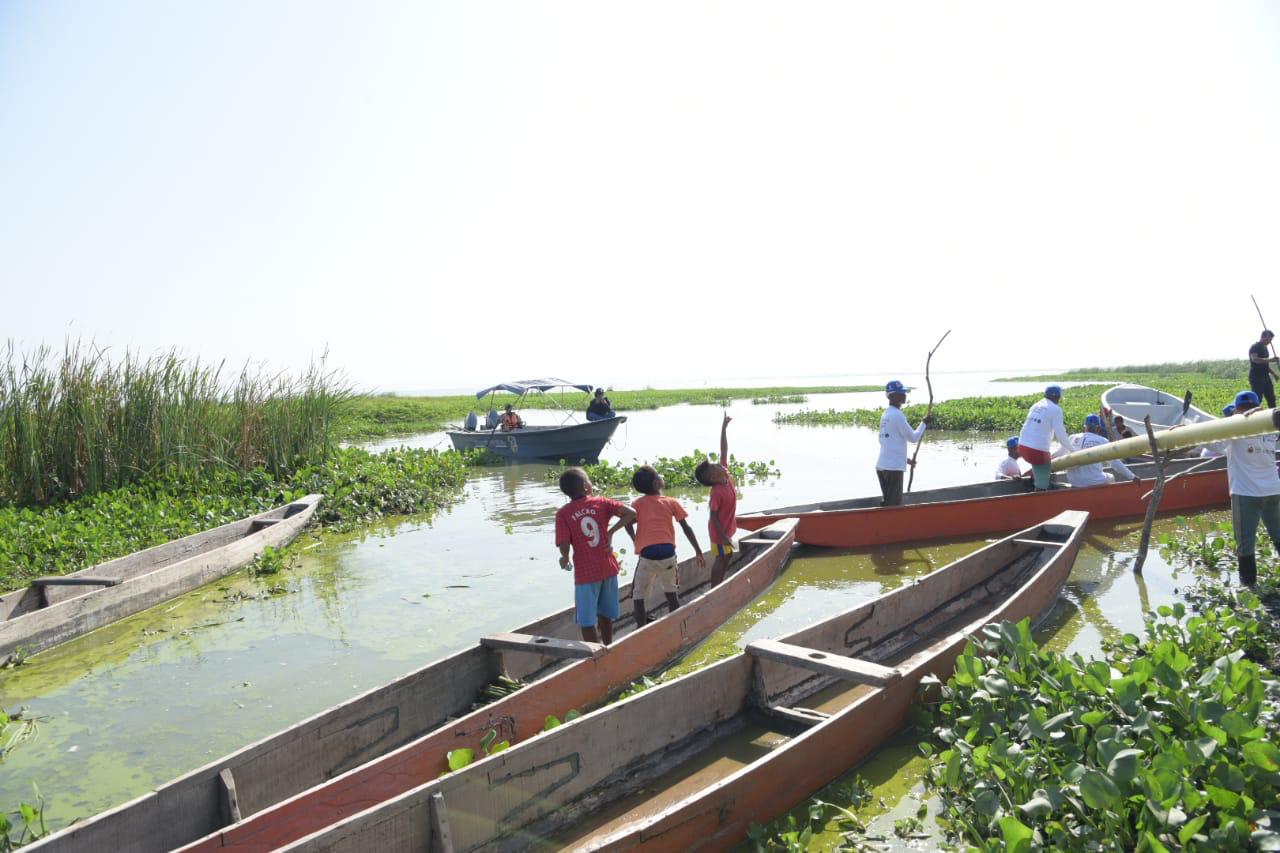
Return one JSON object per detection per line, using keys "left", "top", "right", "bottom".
{"left": 694, "top": 413, "right": 736, "bottom": 586}
{"left": 625, "top": 465, "right": 705, "bottom": 626}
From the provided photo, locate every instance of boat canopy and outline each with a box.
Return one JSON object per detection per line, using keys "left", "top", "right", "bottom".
{"left": 474, "top": 379, "right": 594, "bottom": 400}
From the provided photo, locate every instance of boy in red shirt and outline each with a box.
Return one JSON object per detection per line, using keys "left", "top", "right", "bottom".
{"left": 694, "top": 413, "right": 737, "bottom": 586}
{"left": 554, "top": 467, "right": 637, "bottom": 644}
{"left": 625, "top": 465, "right": 705, "bottom": 626}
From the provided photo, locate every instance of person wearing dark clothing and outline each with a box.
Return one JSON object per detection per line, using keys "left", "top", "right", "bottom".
{"left": 1248, "top": 330, "right": 1279, "bottom": 409}
{"left": 586, "top": 388, "right": 616, "bottom": 421}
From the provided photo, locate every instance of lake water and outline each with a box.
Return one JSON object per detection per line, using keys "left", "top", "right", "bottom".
{"left": 0, "top": 377, "right": 1220, "bottom": 838}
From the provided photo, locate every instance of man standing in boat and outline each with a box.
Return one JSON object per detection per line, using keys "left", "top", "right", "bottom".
{"left": 875, "top": 380, "right": 933, "bottom": 506}
{"left": 1248, "top": 330, "right": 1279, "bottom": 409}
{"left": 1017, "top": 385, "right": 1073, "bottom": 491}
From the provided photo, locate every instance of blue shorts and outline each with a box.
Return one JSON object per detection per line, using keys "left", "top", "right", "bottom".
{"left": 575, "top": 575, "right": 620, "bottom": 627}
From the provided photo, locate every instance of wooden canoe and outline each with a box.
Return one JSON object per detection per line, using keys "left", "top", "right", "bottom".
{"left": 0, "top": 495, "right": 322, "bottom": 660}
{"left": 272, "top": 511, "right": 1086, "bottom": 852}
{"left": 1101, "top": 383, "right": 1216, "bottom": 432}
{"left": 738, "top": 454, "right": 1228, "bottom": 548}
{"left": 31, "top": 519, "right": 796, "bottom": 853}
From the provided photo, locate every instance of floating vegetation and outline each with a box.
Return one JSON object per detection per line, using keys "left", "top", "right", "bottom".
{"left": 248, "top": 546, "right": 296, "bottom": 577}
{"left": 920, "top": 614, "right": 1280, "bottom": 851}
{"left": 752, "top": 394, "right": 806, "bottom": 405}
{"left": 1, "top": 706, "right": 48, "bottom": 849}
{"left": 548, "top": 452, "right": 780, "bottom": 492}
{"left": 745, "top": 777, "right": 875, "bottom": 851}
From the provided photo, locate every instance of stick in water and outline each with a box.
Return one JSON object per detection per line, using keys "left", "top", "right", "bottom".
{"left": 907, "top": 329, "right": 952, "bottom": 493}
{"left": 1133, "top": 415, "right": 1168, "bottom": 574}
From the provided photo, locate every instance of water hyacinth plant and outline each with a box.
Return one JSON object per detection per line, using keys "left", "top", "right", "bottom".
{"left": 547, "top": 452, "right": 780, "bottom": 492}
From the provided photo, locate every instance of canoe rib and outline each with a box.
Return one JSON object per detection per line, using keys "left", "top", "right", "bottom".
{"left": 746, "top": 640, "right": 898, "bottom": 686}
{"left": 0, "top": 495, "right": 321, "bottom": 660}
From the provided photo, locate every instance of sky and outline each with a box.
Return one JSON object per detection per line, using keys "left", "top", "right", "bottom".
{"left": 3, "top": 2, "right": 1280, "bottom": 393}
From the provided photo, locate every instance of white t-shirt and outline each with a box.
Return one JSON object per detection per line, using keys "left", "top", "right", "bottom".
{"left": 1064, "top": 432, "right": 1135, "bottom": 487}
{"left": 1222, "top": 433, "right": 1280, "bottom": 497}
{"left": 995, "top": 457, "right": 1022, "bottom": 479}
{"left": 1018, "top": 398, "right": 1073, "bottom": 454}
{"left": 876, "top": 406, "right": 927, "bottom": 471}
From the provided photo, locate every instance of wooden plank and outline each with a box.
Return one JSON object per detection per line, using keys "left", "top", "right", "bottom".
{"left": 219, "top": 768, "right": 243, "bottom": 825}
{"left": 746, "top": 640, "right": 898, "bottom": 686}
{"left": 479, "top": 632, "right": 603, "bottom": 660}
{"left": 766, "top": 706, "right": 829, "bottom": 728}
{"left": 30, "top": 576, "right": 123, "bottom": 587}
{"left": 1011, "top": 539, "right": 1064, "bottom": 548}
{"left": 428, "top": 792, "right": 453, "bottom": 853}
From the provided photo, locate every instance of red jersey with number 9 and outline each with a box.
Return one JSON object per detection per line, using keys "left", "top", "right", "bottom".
{"left": 555, "top": 496, "right": 625, "bottom": 584}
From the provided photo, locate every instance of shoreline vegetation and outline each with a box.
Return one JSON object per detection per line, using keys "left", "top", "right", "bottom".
{"left": 775, "top": 361, "right": 1247, "bottom": 433}
{"left": 338, "top": 385, "right": 878, "bottom": 440}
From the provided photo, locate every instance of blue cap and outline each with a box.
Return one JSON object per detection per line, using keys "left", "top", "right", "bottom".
{"left": 1235, "top": 391, "right": 1260, "bottom": 409}
{"left": 1006, "top": 436, "right": 1019, "bottom": 449}
{"left": 1084, "top": 414, "right": 1103, "bottom": 429}
{"left": 1045, "top": 385, "right": 1063, "bottom": 398}
{"left": 885, "top": 380, "right": 912, "bottom": 396}
{"left": 1222, "top": 404, "right": 1236, "bottom": 417}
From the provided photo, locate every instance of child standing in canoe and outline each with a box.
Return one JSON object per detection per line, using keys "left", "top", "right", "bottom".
{"left": 695, "top": 413, "right": 737, "bottom": 586}
{"left": 626, "top": 465, "right": 705, "bottom": 626}
{"left": 554, "top": 467, "right": 636, "bottom": 645}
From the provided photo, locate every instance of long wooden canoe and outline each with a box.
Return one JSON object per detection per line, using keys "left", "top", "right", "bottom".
{"left": 0, "top": 495, "right": 322, "bottom": 660}
{"left": 31, "top": 519, "right": 796, "bottom": 853}
{"left": 274, "top": 511, "right": 1086, "bottom": 852}
{"left": 738, "top": 454, "right": 1228, "bottom": 548}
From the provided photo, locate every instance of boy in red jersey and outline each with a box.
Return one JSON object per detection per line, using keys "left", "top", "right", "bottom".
{"left": 554, "top": 468, "right": 637, "bottom": 644}
{"left": 625, "top": 465, "right": 705, "bottom": 626}
{"left": 694, "top": 413, "right": 737, "bottom": 586}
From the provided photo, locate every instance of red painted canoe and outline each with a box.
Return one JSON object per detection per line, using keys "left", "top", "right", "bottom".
{"left": 738, "top": 455, "right": 1228, "bottom": 548}
{"left": 270, "top": 511, "right": 1086, "bottom": 852}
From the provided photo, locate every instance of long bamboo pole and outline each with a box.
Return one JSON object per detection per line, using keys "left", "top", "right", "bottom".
{"left": 1051, "top": 407, "right": 1280, "bottom": 471}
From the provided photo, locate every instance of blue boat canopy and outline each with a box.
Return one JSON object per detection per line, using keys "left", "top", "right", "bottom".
{"left": 474, "top": 379, "right": 594, "bottom": 400}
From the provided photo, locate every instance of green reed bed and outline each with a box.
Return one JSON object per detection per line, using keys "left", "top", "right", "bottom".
{"left": 0, "top": 343, "right": 350, "bottom": 506}
{"left": 338, "top": 386, "right": 877, "bottom": 440}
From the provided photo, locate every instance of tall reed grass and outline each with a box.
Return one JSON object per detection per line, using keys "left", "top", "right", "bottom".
{"left": 0, "top": 342, "right": 351, "bottom": 505}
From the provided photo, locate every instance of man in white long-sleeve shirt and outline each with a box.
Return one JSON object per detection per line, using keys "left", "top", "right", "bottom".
{"left": 1205, "top": 391, "right": 1280, "bottom": 586}
{"left": 1017, "top": 385, "right": 1073, "bottom": 491}
{"left": 876, "top": 379, "right": 934, "bottom": 506}
{"left": 1065, "top": 414, "right": 1136, "bottom": 488}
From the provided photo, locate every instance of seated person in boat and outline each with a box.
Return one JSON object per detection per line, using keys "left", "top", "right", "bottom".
{"left": 695, "top": 413, "right": 737, "bottom": 586}
{"left": 555, "top": 468, "right": 636, "bottom": 644}
{"left": 1065, "top": 414, "right": 1137, "bottom": 488}
{"left": 1200, "top": 404, "right": 1236, "bottom": 458}
{"left": 995, "top": 437, "right": 1024, "bottom": 480}
{"left": 876, "top": 380, "right": 934, "bottom": 505}
{"left": 624, "top": 465, "right": 704, "bottom": 626}
{"left": 464, "top": 410, "right": 479, "bottom": 431}
{"left": 485, "top": 408, "right": 500, "bottom": 430}
{"left": 500, "top": 404, "right": 524, "bottom": 431}
{"left": 1112, "top": 415, "right": 1136, "bottom": 439}
{"left": 586, "top": 388, "right": 616, "bottom": 421}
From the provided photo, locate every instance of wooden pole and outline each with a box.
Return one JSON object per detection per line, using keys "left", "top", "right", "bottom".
{"left": 1133, "top": 415, "right": 1168, "bottom": 574}
{"left": 906, "top": 330, "right": 951, "bottom": 493}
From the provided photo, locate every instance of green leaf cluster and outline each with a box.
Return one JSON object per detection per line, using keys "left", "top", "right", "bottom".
{"left": 922, "top": 613, "right": 1280, "bottom": 851}
{"left": 548, "top": 452, "right": 780, "bottom": 493}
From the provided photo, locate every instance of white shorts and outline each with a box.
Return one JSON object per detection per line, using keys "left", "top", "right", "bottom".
{"left": 633, "top": 555, "right": 679, "bottom": 601}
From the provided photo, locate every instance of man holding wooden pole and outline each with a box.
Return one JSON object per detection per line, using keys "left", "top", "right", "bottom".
{"left": 1205, "top": 391, "right": 1280, "bottom": 586}
{"left": 1248, "top": 329, "right": 1279, "bottom": 409}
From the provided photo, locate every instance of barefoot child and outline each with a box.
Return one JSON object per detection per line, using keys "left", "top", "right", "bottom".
{"left": 694, "top": 413, "right": 737, "bottom": 586}
{"left": 554, "top": 468, "right": 636, "bottom": 645}
{"left": 625, "top": 465, "right": 705, "bottom": 626}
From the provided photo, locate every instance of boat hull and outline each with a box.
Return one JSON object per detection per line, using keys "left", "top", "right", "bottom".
{"left": 738, "top": 460, "right": 1227, "bottom": 548}
{"left": 0, "top": 495, "right": 321, "bottom": 660}
{"left": 1102, "top": 383, "right": 1216, "bottom": 431}
{"left": 446, "top": 417, "right": 626, "bottom": 463}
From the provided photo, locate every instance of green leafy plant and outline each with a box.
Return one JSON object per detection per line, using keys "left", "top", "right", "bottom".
{"left": 548, "top": 453, "right": 780, "bottom": 492}
{"left": 921, "top": 613, "right": 1280, "bottom": 851}
{"left": 0, "top": 783, "right": 46, "bottom": 851}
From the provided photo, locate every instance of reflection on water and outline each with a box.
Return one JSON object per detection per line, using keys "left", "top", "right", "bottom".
{"left": 0, "top": 380, "right": 1232, "bottom": 835}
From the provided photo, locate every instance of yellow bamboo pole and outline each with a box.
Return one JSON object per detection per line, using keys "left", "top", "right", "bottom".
{"left": 1051, "top": 408, "right": 1280, "bottom": 472}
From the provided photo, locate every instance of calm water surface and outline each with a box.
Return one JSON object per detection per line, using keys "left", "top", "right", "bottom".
{"left": 0, "top": 379, "right": 1222, "bottom": 835}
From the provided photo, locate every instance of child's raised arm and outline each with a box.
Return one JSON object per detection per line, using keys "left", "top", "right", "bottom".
{"left": 719, "top": 412, "right": 732, "bottom": 467}
{"left": 678, "top": 518, "right": 706, "bottom": 568}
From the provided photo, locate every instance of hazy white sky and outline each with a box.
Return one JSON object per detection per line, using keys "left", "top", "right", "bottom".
{"left": 4, "top": 2, "right": 1280, "bottom": 392}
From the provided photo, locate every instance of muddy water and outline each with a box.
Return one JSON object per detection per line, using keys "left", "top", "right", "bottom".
{"left": 0, "top": 379, "right": 1223, "bottom": 837}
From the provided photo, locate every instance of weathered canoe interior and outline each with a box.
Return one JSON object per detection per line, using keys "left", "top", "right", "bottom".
{"left": 744, "top": 453, "right": 1223, "bottom": 517}
{"left": 279, "top": 516, "right": 1080, "bottom": 852}
{"left": 0, "top": 500, "right": 313, "bottom": 622}
{"left": 32, "top": 521, "right": 795, "bottom": 853}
